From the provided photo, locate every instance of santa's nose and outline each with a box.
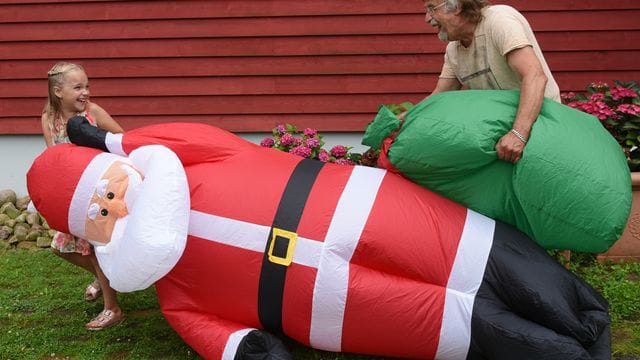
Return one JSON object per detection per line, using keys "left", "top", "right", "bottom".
{"left": 107, "top": 198, "right": 128, "bottom": 218}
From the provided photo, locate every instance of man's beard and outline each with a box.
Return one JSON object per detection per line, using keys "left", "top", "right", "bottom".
{"left": 438, "top": 29, "right": 449, "bottom": 42}
{"left": 430, "top": 19, "right": 449, "bottom": 42}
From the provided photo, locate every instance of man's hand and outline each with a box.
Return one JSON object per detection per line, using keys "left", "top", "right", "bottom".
{"left": 495, "top": 131, "right": 526, "bottom": 163}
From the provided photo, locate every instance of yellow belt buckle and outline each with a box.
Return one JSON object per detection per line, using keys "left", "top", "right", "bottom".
{"left": 268, "top": 228, "right": 298, "bottom": 266}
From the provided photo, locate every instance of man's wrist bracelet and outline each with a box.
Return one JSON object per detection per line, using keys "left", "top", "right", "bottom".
{"left": 510, "top": 129, "right": 528, "bottom": 144}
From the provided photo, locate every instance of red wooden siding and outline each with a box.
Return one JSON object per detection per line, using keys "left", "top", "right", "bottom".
{"left": 1, "top": 0, "right": 638, "bottom": 134}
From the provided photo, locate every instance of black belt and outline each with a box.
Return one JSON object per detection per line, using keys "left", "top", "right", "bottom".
{"left": 258, "top": 158, "right": 324, "bottom": 334}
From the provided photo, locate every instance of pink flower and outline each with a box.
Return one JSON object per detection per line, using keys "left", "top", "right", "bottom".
{"left": 280, "top": 133, "right": 295, "bottom": 146}
{"left": 318, "top": 150, "right": 330, "bottom": 162}
{"left": 260, "top": 137, "right": 275, "bottom": 147}
{"left": 305, "top": 138, "right": 320, "bottom": 149}
{"left": 266, "top": 122, "right": 368, "bottom": 166}
{"left": 581, "top": 101, "right": 617, "bottom": 120}
{"left": 611, "top": 86, "right": 639, "bottom": 101}
{"left": 569, "top": 100, "right": 617, "bottom": 120}
{"left": 334, "top": 158, "right": 356, "bottom": 166}
{"left": 303, "top": 128, "right": 317, "bottom": 137}
{"left": 617, "top": 103, "right": 640, "bottom": 116}
{"left": 289, "top": 145, "right": 312, "bottom": 158}
{"left": 566, "top": 81, "right": 640, "bottom": 171}
{"left": 561, "top": 92, "right": 576, "bottom": 101}
{"left": 330, "top": 145, "right": 348, "bottom": 158}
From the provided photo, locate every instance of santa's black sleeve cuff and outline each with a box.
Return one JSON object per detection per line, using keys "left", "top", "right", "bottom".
{"left": 67, "top": 115, "right": 108, "bottom": 152}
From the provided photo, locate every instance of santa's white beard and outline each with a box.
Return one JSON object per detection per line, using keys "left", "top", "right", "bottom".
{"left": 95, "top": 145, "right": 190, "bottom": 292}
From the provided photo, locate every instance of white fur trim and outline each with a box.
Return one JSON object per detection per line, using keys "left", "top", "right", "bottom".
{"left": 189, "top": 211, "right": 323, "bottom": 268}
{"left": 435, "top": 210, "right": 494, "bottom": 359}
{"left": 309, "top": 166, "right": 386, "bottom": 351}
{"left": 106, "top": 132, "right": 125, "bottom": 156}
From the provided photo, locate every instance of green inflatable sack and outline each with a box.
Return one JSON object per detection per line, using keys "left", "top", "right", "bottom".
{"left": 363, "top": 90, "right": 631, "bottom": 252}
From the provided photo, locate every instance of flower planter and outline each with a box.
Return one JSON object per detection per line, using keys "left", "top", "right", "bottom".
{"left": 597, "top": 172, "right": 640, "bottom": 262}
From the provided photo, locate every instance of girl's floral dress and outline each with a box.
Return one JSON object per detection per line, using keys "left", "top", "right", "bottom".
{"left": 48, "top": 107, "right": 97, "bottom": 256}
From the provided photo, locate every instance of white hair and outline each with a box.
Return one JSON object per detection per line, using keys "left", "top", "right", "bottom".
{"left": 444, "top": 0, "right": 458, "bottom": 12}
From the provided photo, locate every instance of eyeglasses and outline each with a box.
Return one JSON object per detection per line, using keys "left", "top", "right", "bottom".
{"left": 426, "top": 1, "right": 448, "bottom": 15}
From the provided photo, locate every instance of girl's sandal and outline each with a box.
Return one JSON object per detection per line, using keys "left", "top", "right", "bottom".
{"left": 84, "top": 279, "right": 102, "bottom": 302}
{"left": 85, "top": 309, "right": 124, "bottom": 331}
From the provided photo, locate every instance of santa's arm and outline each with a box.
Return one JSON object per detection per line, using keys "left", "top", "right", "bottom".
{"left": 67, "top": 116, "right": 254, "bottom": 166}
{"left": 161, "top": 309, "right": 291, "bottom": 359}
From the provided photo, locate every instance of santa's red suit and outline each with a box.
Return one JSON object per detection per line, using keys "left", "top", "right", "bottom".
{"left": 27, "top": 119, "right": 610, "bottom": 360}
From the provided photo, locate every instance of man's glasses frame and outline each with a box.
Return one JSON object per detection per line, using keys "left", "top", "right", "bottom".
{"left": 427, "top": 1, "right": 448, "bottom": 15}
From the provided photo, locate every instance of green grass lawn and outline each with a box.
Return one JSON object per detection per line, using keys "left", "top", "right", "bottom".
{"left": 1, "top": 248, "right": 639, "bottom": 359}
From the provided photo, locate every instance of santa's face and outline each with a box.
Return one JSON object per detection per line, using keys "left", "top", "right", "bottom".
{"left": 84, "top": 161, "right": 143, "bottom": 244}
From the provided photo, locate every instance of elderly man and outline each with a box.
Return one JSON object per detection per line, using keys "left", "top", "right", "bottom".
{"left": 423, "top": 0, "right": 560, "bottom": 163}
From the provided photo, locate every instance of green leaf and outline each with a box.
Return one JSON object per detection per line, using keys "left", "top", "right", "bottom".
{"left": 285, "top": 124, "right": 297, "bottom": 133}
{"left": 348, "top": 153, "right": 363, "bottom": 163}
{"left": 383, "top": 101, "right": 415, "bottom": 116}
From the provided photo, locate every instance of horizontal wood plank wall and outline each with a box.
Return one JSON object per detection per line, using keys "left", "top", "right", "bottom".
{"left": 0, "top": 0, "right": 638, "bottom": 134}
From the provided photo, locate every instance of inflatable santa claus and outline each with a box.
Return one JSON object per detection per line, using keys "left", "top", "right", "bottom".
{"left": 26, "top": 117, "right": 610, "bottom": 359}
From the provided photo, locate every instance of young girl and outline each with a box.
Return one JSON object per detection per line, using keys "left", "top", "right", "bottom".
{"left": 42, "top": 62, "right": 125, "bottom": 330}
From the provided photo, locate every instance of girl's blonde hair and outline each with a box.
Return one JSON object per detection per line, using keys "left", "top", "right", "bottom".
{"left": 43, "top": 62, "right": 86, "bottom": 126}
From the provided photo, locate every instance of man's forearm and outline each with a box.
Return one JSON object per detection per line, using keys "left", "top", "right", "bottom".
{"left": 512, "top": 73, "right": 548, "bottom": 139}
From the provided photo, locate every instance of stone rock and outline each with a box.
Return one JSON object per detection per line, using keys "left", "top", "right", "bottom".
{"left": 26, "top": 213, "right": 41, "bottom": 226}
{"left": 4, "top": 219, "right": 15, "bottom": 228}
{"left": 41, "top": 217, "right": 50, "bottom": 230}
{"left": 1, "top": 225, "right": 13, "bottom": 236}
{"left": 15, "top": 195, "right": 30, "bottom": 210}
{"left": 26, "top": 230, "right": 41, "bottom": 242}
{"left": 17, "top": 241, "right": 37, "bottom": 250}
{"left": 0, "top": 228, "right": 10, "bottom": 241}
{"left": 14, "top": 222, "right": 30, "bottom": 233}
{"left": 48, "top": 229, "right": 56, "bottom": 237}
{"left": 8, "top": 235, "right": 19, "bottom": 245}
{"left": 13, "top": 227, "right": 27, "bottom": 241}
{"left": 0, "top": 213, "right": 9, "bottom": 226}
{"left": 36, "top": 236, "right": 52, "bottom": 248}
{"left": 14, "top": 213, "right": 27, "bottom": 224}
{"left": 0, "top": 189, "right": 17, "bottom": 205}
{"left": 0, "top": 202, "right": 20, "bottom": 219}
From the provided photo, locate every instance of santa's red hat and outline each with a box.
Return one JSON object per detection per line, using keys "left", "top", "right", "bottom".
{"left": 27, "top": 144, "right": 125, "bottom": 237}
